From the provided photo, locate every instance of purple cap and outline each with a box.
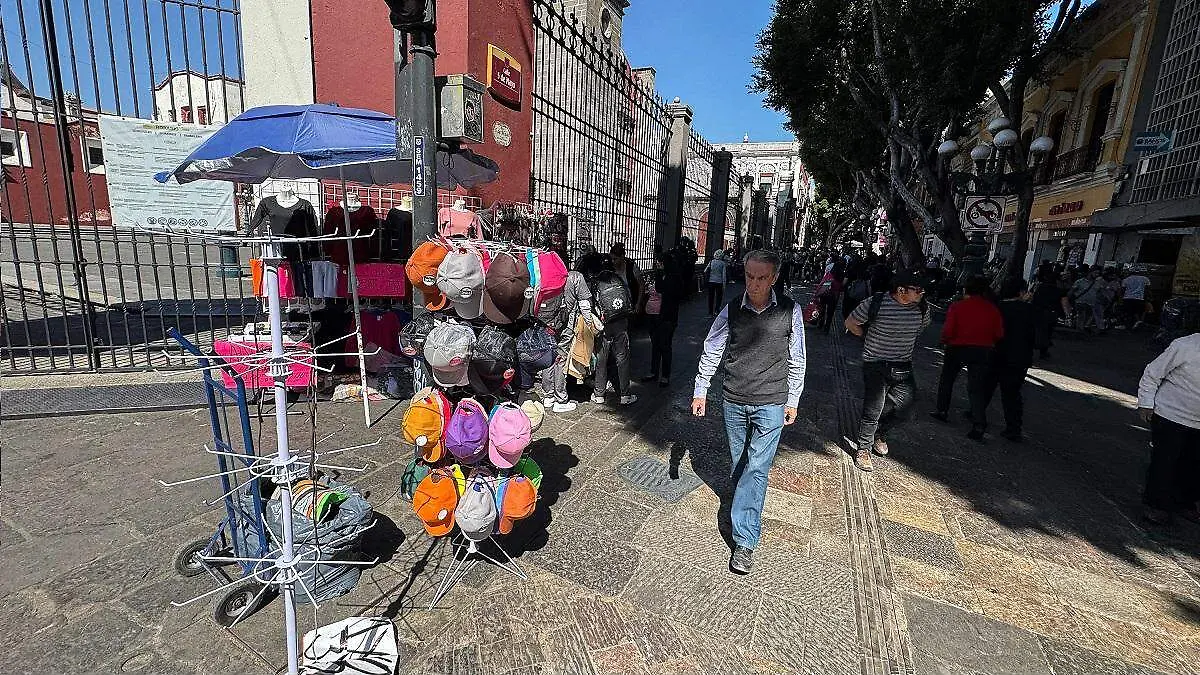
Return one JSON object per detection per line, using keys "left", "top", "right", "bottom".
{"left": 445, "top": 398, "right": 490, "bottom": 463}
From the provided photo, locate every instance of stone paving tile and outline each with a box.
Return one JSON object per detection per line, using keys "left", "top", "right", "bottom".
{"left": 615, "top": 601, "right": 689, "bottom": 666}
{"left": 4, "top": 602, "right": 158, "bottom": 675}
{"left": 890, "top": 555, "right": 982, "bottom": 614}
{"left": 620, "top": 553, "right": 760, "bottom": 646}
{"left": 876, "top": 490, "right": 950, "bottom": 535}
{"left": 557, "top": 486, "right": 654, "bottom": 545}
{"left": 538, "top": 621, "right": 597, "bottom": 675}
{"left": 670, "top": 625, "right": 784, "bottom": 675}
{"left": 801, "top": 592, "right": 860, "bottom": 675}
{"left": 905, "top": 593, "right": 1053, "bottom": 675}
{"left": 569, "top": 596, "right": 631, "bottom": 651}
{"left": 479, "top": 631, "right": 545, "bottom": 674}
{"left": 883, "top": 519, "right": 964, "bottom": 571}
{"left": 761, "top": 487, "right": 813, "bottom": 528}
{"left": 590, "top": 641, "right": 652, "bottom": 674}
{"left": 632, "top": 508, "right": 731, "bottom": 572}
{"left": 531, "top": 524, "right": 641, "bottom": 597}
{"left": 766, "top": 464, "right": 811, "bottom": 496}
{"left": 749, "top": 592, "right": 807, "bottom": 670}
{"left": 1069, "top": 607, "right": 1200, "bottom": 674}
{"left": 1038, "top": 635, "right": 1171, "bottom": 675}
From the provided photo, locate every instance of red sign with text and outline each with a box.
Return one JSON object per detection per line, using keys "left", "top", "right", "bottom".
{"left": 487, "top": 45, "right": 523, "bottom": 107}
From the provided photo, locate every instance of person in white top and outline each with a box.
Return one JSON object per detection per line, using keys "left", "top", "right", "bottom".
{"left": 1137, "top": 332, "right": 1200, "bottom": 524}
{"left": 1120, "top": 271, "right": 1152, "bottom": 329}
{"left": 704, "top": 251, "right": 729, "bottom": 317}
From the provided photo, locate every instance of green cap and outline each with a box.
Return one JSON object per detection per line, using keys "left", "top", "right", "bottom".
{"left": 401, "top": 459, "right": 431, "bottom": 500}
{"left": 513, "top": 456, "right": 543, "bottom": 491}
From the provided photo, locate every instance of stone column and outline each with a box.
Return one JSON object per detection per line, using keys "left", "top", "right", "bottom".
{"left": 705, "top": 149, "right": 733, "bottom": 260}
{"left": 657, "top": 97, "right": 693, "bottom": 251}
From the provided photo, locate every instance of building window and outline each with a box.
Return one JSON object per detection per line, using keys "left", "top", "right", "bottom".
{"left": 196, "top": 106, "right": 208, "bottom": 125}
{"left": 180, "top": 106, "right": 192, "bottom": 123}
{"left": 82, "top": 136, "right": 105, "bottom": 174}
{"left": 0, "top": 128, "right": 31, "bottom": 167}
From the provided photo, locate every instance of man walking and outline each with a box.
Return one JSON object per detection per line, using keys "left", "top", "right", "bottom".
{"left": 693, "top": 250, "right": 806, "bottom": 575}
{"left": 704, "top": 251, "right": 729, "bottom": 316}
{"left": 931, "top": 275, "right": 1004, "bottom": 441}
{"left": 1121, "top": 269, "right": 1152, "bottom": 329}
{"left": 845, "top": 270, "right": 930, "bottom": 471}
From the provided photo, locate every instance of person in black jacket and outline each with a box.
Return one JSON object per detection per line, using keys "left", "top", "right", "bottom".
{"left": 983, "top": 276, "right": 1037, "bottom": 442}
{"left": 641, "top": 249, "right": 686, "bottom": 387}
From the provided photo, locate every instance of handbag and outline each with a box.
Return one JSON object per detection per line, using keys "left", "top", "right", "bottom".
{"left": 803, "top": 300, "right": 822, "bottom": 325}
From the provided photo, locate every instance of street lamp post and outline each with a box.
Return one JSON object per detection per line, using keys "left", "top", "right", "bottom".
{"left": 939, "top": 118, "right": 1054, "bottom": 285}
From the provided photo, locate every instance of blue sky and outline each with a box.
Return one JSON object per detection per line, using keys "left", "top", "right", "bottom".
{"left": 621, "top": 0, "right": 791, "bottom": 145}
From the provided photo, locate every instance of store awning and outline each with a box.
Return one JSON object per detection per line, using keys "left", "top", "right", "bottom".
{"left": 1091, "top": 195, "right": 1200, "bottom": 232}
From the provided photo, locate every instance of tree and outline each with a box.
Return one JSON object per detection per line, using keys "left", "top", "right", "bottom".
{"left": 755, "top": 0, "right": 1022, "bottom": 267}
{"left": 987, "top": 0, "right": 1086, "bottom": 283}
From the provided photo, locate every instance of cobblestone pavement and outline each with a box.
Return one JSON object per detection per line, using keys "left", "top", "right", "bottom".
{"left": 2, "top": 285, "right": 1198, "bottom": 674}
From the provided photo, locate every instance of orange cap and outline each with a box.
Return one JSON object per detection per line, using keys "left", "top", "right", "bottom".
{"left": 412, "top": 469, "right": 459, "bottom": 537}
{"left": 497, "top": 476, "right": 537, "bottom": 535}
{"left": 402, "top": 388, "right": 452, "bottom": 462}
{"left": 405, "top": 241, "right": 449, "bottom": 310}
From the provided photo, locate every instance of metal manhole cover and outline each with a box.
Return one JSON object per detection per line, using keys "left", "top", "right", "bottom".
{"left": 616, "top": 455, "right": 703, "bottom": 503}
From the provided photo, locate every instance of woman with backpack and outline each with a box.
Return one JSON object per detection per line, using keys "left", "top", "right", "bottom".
{"left": 590, "top": 253, "right": 638, "bottom": 406}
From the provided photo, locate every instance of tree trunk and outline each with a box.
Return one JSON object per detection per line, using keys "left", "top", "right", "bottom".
{"left": 887, "top": 200, "right": 922, "bottom": 269}
{"left": 937, "top": 192, "right": 967, "bottom": 260}
{"left": 1000, "top": 180, "right": 1035, "bottom": 281}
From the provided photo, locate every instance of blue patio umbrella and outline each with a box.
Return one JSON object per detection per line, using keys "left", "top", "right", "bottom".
{"left": 154, "top": 103, "right": 499, "bottom": 189}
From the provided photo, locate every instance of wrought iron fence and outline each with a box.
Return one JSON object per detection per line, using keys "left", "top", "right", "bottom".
{"left": 1, "top": 0, "right": 250, "bottom": 373}
{"left": 530, "top": 0, "right": 671, "bottom": 270}
{"left": 725, "top": 170, "right": 745, "bottom": 255}
{"left": 681, "top": 128, "right": 713, "bottom": 254}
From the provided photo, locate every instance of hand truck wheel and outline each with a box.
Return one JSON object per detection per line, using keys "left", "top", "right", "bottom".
{"left": 173, "top": 538, "right": 213, "bottom": 578}
{"left": 213, "top": 580, "right": 268, "bottom": 627}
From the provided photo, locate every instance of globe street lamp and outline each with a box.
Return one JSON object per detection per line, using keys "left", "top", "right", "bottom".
{"left": 940, "top": 118, "right": 1054, "bottom": 284}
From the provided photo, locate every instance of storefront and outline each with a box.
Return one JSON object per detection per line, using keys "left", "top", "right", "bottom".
{"left": 1027, "top": 184, "right": 1114, "bottom": 275}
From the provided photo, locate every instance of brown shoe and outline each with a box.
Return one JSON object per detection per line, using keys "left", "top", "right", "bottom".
{"left": 872, "top": 437, "right": 889, "bottom": 456}
{"left": 854, "top": 449, "right": 875, "bottom": 472}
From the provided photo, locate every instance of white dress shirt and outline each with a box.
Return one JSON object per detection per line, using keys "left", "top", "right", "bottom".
{"left": 1138, "top": 332, "right": 1200, "bottom": 429}
{"left": 694, "top": 291, "right": 807, "bottom": 408}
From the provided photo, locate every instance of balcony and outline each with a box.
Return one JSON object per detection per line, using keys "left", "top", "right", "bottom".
{"left": 1050, "top": 141, "right": 1103, "bottom": 181}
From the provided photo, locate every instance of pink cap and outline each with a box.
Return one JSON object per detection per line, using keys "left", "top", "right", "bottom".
{"left": 488, "top": 402, "right": 532, "bottom": 468}
{"left": 534, "top": 251, "right": 568, "bottom": 308}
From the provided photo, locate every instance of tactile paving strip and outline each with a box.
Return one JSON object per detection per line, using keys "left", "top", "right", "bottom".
{"left": 0, "top": 382, "right": 207, "bottom": 419}
{"left": 616, "top": 455, "right": 703, "bottom": 503}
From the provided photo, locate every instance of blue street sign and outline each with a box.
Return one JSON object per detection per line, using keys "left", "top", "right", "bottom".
{"left": 1133, "top": 131, "right": 1174, "bottom": 154}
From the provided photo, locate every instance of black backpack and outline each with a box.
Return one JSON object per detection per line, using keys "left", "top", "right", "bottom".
{"left": 592, "top": 271, "right": 633, "bottom": 323}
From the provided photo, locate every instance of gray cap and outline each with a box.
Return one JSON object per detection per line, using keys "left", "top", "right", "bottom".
{"left": 437, "top": 251, "right": 486, "bottom": 320}
{"left": 424, "top": 322, "right": 476, "bottom": 387}
{"left": 455, "top": 473, "right": 497, "bottom": 541}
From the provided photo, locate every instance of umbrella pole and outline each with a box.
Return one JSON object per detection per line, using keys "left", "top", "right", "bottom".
{"left": 261, "top": 244, "right": 301, "bottom": 675}
{"left": 340, "top": 171, "right": 372, "bottom": 427}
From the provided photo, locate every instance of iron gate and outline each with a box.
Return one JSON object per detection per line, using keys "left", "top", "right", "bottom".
{"left": 1, "top": 0, "right": 250, "bottom": 374}
{"left": 681, "top": 128, "right": 714, "bottom": 251}
{"left": 530, "top": 0, "right": 672, "bottom": 271}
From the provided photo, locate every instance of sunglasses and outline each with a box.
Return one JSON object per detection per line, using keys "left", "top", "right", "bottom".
{"left": 899, "top": 286, "right": 925, "bottom": 294}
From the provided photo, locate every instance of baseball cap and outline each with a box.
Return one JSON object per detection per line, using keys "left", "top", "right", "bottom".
{"left": 445, "top": 398, "right": 490, "bottom": 463}
{"left": 481, "top": 253, "right": 532, "bottom": 324}
{"left": 290, "top": 479, "right": 349, "bottom": 524}
{"left": 454, "top": 473, "right": 498, "bottom": 542}
{"left": 424, "top": 322, "right": 476, "bottom": 388}
{"left": 513, "top": 456, "right": 543, "bottom": 490}
{"left": 400, "top": 458, "right": 431, "bottom": 500}
{"left": 892, "top": 269, "right": 927, "bottom": 291}
{"left": 412, "top": 468, "right": 458, "bottom": 537}
{"left": 520, "top": 400, "right": 545, "bottom": 433}
{"left": 468, "top": 325, "right": 517, "bottom": 397}
{"left": 399, "top": 313, "right": 437, "bottom": 358}
{"left": 437, "top": 250, "right": 486, "bottom": 320}
{"left": 488, "top": 402, "right": 533, "bottom": 468}
{"left": 450, "top": 463, "right": 468, "bottom": 497}
{"left": 497, "top": 475, "right": 537, "bottom": 535}
{"left": 534, "top": 250, "right": 569, "bottom": 309}
{"left": 405, "top": 241, "right": 450, "bottom": 310}
{"left": 516, "top": 325, "right": 556, "bottom": 390}
{"left": 402, "top": 387, "right": 453, "bottom": 462}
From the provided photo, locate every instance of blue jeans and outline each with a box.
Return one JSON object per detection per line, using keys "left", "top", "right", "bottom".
{"left": 723, "top": 401, "right": 786, "bottom": 550}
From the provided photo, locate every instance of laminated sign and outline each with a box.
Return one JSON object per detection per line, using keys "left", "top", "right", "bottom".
{"left": 98, "top": 116, "right": 235, "bottom": 232}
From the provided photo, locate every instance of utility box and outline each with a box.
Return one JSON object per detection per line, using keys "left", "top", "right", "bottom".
{"left": 437, "top": 75, "right": 485, "bottom": 144}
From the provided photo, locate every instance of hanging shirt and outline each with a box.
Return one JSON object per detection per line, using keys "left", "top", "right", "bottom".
{"left": 323, "top": 204, "right": 377, "bottom": 267}
{"left": 438, "top": 207, "right": 484, "bottom": 239}
{"left": 249, "top": 196, "right": 319, "bottom": 261}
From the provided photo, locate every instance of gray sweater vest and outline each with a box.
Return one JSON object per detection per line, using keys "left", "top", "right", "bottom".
{"left": 723, "top": 296, "right": 794, "bottom": 406}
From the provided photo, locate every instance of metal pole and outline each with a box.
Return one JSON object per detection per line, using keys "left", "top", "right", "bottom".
{"left": 339, "top": 170, "right": 372, "bottom": 427}
{"left": 261, "top": 243, "right": 300, "bottom": 675}
{"left": 407, "top": 25, "right": 439, "bottom": 287}
{"left": 402, "top": 18, "right": 438, "bottom": 393}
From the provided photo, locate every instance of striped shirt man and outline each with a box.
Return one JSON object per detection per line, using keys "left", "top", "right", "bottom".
{"left": 850, "top": 293, "right": 930, "bottom": 362}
